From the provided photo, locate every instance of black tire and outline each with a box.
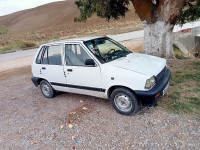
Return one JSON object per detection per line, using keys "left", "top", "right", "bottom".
{"left": 40, "top": 80, "right": 56, "bottom": 98}
{"left": 110, "top": 88, "right": 139, "bottom": 115}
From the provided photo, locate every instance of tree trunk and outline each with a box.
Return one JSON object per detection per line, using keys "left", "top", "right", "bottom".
{"left": 143, "top": 21, "right": 175, "bottom": 58}
{"left": 130, "top": 0, "right": 188, "bottom": 59}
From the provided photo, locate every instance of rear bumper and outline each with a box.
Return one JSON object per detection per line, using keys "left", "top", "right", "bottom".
{"left": 135, "top": 69, "right": 171, "bottom": 106}
{"left": 31, "top": 76, "right": 39, "bottom": 87}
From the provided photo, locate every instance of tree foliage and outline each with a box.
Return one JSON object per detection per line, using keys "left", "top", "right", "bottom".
{"left": 74, "top": 0, "right": 200, "bottom": 24}
{"left": 177, "top": 0, "right": 200, "bottom": 24}
{"left": 74, "top": 0, "right": 129, "bottom": 22}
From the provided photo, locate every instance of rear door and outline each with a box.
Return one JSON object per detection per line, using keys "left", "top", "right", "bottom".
{"left": 63, "top": 43, "right": 106, "bottom": 98}
{"left": 36, "top": 44, "right": 68, "bottom": 92}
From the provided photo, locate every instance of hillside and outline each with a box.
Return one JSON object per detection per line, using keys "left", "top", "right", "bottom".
{"left": 0, "top": 0, "right": 142, "bottom": 53}
{"left": 0, "top": 0, "right": 81, "bottom": 32}
{"left": 0, "top": 0, "right": 140, "bottom": 33}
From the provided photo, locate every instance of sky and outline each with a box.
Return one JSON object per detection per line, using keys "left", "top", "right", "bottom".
{"left": 0, "top": 0, "right": 64, "bottom": 16}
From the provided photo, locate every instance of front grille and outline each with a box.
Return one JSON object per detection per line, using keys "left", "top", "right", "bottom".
{"left": 156, "top": 66, "right": 167, "bottom": 82}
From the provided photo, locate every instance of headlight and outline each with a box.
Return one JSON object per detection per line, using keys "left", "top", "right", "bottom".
{"left": 145, "top": 76, "right": 156, "bottom": 89}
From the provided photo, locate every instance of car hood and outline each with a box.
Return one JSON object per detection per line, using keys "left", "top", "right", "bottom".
{"left": 107, "top": 53, "right": 166, "bottom": 77}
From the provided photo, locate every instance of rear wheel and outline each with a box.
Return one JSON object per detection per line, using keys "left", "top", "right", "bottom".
{"left": 40, "top": 80, "right": 55, "bottom": 98}
{"left": 110, "top": 88, "right": 139, "bottom": 115}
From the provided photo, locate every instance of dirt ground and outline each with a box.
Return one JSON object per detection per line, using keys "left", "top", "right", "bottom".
{"left": 0, "top": 39, "right": 200, "bottom": 149}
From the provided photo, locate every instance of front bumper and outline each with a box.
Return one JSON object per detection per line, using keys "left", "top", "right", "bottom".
{"left": 135, "top": 69, "right": 171, "bottom": 106}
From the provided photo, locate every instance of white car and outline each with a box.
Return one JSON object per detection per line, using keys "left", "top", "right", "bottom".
{"left": 31, "top": 37, "right": 171, "bottom": 115}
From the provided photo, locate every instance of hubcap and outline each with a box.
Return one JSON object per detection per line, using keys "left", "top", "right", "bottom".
{"left": 114, "top": 93, "right": 132, "bottom": 112}
{"left": 42, "top": 83, "right": 50, "bottom": 96}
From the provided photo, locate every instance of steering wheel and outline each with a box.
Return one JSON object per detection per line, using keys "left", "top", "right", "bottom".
{"left": 107, "top": 49, "right": 116, "bottom": 55}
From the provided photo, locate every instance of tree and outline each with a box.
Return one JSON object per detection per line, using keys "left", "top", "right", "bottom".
{"left": 74, "top": 0, "right": 200, "bottom": 58}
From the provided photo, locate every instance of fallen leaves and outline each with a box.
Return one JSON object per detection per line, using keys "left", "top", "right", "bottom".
{"left": 68, "top": 124, "right": 73, "bottom": 128}
{"left": 72, "top": 135, "right": 75, "bottom": 139}
{"left": 60, "top": 125, "right": 64, "bottom": 130}
{"left": 67, "top": 120, "right": 73, "bottom": 124}
{"left": 77, "top": 116, "right": 81, "bottom": 122}
{"left": 101, "top": 122, "right": 105, "bottom": 126}
{"left": 82, "top": 107, "right": 88, "bottom": 110}
{"left": 11, "top": 97, "right": 16, "bottom": 100}
{"left": 56, "top": 104, "right": 93, "bottom": 149}
{"left": 66, "top": 105, "right": 92, "bottom": 124}
{"left": 70, "top": 112, "right": 76, "bottom": 115}
{"left": 33, "top": 141, "right": 37, "bottom": 144}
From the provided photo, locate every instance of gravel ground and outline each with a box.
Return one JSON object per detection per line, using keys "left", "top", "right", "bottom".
{"left": 0, "top": 66, "right": 200, "bottom": 150}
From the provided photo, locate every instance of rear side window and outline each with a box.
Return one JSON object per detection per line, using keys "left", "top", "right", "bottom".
{"left": 48, "top": 45, "right": 62, "bottom": 65}
{"left": 40, "top": 45, "right": 62, "bottom": 65}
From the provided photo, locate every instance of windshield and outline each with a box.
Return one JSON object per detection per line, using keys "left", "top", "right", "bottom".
{"left": 84, "top": 37, "right": 131, "bottom": 63}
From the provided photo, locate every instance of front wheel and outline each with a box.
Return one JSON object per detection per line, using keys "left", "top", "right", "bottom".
{"left": 40, "top": 80, "right": 56, "bottom": 98}
{"left": 110, "top": 88, "right": 139, "bottom": 115}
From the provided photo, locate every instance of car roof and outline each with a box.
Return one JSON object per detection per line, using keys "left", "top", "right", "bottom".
{"left": 44, "top": 36, "right": 105, "bottom": 45}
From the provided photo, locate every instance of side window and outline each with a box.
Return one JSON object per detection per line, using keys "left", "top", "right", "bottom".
{"left": 65, "top": 44, "right": 92, "bottom": 66}
{"left": 42, "top": 47, "right": 48, "bottom": 64}
{"left": 42, "top": 45, "right": 62, "bottom": 65}
{"left": 36, "top": 46, "right": 45, "bottom": 64}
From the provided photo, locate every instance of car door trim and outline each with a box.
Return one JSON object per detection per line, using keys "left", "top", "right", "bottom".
{"left": 51, "top": 82, "right": 106, "bottom": 92}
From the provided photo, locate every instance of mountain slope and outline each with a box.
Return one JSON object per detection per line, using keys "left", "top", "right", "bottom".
{"left": 0, "top": 0, "right": 139, "bottom": 33}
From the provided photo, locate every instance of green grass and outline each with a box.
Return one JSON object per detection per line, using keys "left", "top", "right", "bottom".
{"left": 173, "top": 45, "right": 189, "bottom": 59}
{"left": 0, "top": 45, "right": 13, "bottom": 54}
{"left": 0, "top": 40, "right": 37, "bottom": 54}
{"left": 160, "top": 60, "right": 200, "bottom": 120}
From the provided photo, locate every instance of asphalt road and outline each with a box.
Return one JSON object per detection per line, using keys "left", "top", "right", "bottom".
{"left": 0, "top": 30, "right": 144, "bottom": 61}
{"left": 0, "top": 20, "right": 199, "bottom": 61}
{"left": 0, "top": 48, "right": 38, "bottom": 61}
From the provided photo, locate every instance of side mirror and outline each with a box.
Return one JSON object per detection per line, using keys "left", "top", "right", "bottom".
{"left": 85, "top": 59, "right": 95, "bottom": 66}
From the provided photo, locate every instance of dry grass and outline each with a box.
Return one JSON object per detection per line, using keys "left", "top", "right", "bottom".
{"left": 0, "top": 21, "right": 143, "bottom": 54}
{"left": 18, "top": 40, "right": 37, "bottom": 49}
{"left": 0, "top": 26, "right": 9, "bottom": 35}
{"left": 0, "top": 0, "right": 142, "bottom": 54}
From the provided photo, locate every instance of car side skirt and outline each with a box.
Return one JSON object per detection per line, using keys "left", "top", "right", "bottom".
{"left": 51, "top": 82, "right": 106, "bottom": 92}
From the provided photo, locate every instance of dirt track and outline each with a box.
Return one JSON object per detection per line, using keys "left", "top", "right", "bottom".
{"left": 0, "top": 39, "right": 200, "bottom": 149}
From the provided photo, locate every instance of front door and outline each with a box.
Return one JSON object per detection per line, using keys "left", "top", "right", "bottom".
{"left": 63, "top": 43, "right": 105, "bottom": 98}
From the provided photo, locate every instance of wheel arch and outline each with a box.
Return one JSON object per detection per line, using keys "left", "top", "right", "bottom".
{"left": 32, "top": 77, "right": 46, "bottom": 87}
{"left": 37, "top": 78, "right": 44, "bottom": 85}
{"left": 107, "top": 85, "right": 137, "bottom": 99}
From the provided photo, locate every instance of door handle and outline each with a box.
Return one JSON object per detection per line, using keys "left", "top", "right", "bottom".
{"left": 42, "top": 67, "right": 46, "bottom": 70}
{"left": 67, "top": 69, "right": 73, "bottom": 72}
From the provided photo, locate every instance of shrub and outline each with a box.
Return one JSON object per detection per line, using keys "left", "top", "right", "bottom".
{"left": 19, "top": 40, "right": 37, "bottom": 49}
{"left": 0, "top": 26, "right": 9, "bottom": 35}
{"left": 0, "top": 45, "right": 13, "bottom": 54}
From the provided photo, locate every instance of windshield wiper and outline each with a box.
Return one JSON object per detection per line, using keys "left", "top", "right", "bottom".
{"left": 117, "top": 54, "right": 127, "bottom": 58}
